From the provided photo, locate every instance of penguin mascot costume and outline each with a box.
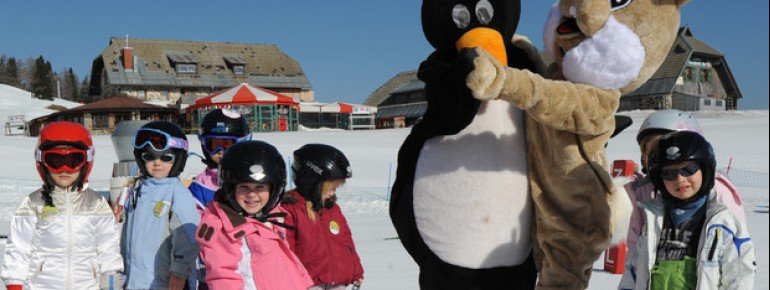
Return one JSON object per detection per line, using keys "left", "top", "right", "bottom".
{"left": 389, "top": 1, "right": 538, "bottom": 289}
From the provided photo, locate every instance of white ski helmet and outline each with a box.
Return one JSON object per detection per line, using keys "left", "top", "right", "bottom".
{"left": 636, "top": 110, "right": 703, "bottom": 144}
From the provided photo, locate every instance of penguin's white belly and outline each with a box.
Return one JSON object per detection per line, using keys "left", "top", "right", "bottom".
{"left": 414, "top": 100, "right": 531, "bottom": 269}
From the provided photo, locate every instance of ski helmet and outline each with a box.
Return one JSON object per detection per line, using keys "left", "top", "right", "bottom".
{"left": 291, "top": 144, "right": 352, "bottom": 210}
{"left": 198, "top": 108, "right": 250, "bottom": 167}
{"left": 35, "top": 121, "right": 95, "bottom": 189}
{"left": 636, "top": 109, "right": 703, "bottom": 144}
{"left": 647, "top": 131, "right": 716, "bottom": 205}
{"left": 133, "top": 121, "right": 189, "bottom": 178}
{"left": 215, "top": 140, "right": 287, "bottom": 219}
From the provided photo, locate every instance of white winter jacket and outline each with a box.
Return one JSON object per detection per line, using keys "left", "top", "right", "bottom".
{"left": 1, "top": 186, "right": 123, "bottom": 290}
{"left": 618, "top": 192, "right": 756, "bottom": 290}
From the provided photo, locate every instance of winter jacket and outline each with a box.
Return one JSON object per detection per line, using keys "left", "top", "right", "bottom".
{"left": 189, "top": 167, "right": 219, "bottom": 207}
{"left": 196, "top": 202, "right": 313, "bottom": 290}
{"left": 121, "top": 177, "right": 200, "bottom": 289}
{"left": 1, "top": 186, "right": 123, "bottom": 290}
{"left": 622, "top": 172, "right": 746, "bottom": 280}
{"left": 282, "top": 191, "right": 364, "bottom": 286}
{"left": 617, "top": 192, "right": 756, "bottom": 290}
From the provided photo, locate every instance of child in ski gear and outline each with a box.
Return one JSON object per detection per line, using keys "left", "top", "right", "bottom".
{"left": 618, "top": 131, "right": 755, "bottom": 290}
{"left": 196, "top": 141, "right": 313, "bottom": 289}
{"left": 189, "top": 108, "right": 250, "bottom": 208}
{"left": 282, "top": 144, "right": 364, "bottom": 289}
{"left": 1, "top": 122, "right": 123, "bottom": 290}
{"left": 121, "top": 121, "right": 200, "bottom": 290}
{"left": 621, "top": 110, "right": 746, "bottom": 286}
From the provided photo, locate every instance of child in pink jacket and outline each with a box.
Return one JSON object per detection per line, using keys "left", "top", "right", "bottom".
{"left": 196, "top": 141, "right": 312, "bottom": 290}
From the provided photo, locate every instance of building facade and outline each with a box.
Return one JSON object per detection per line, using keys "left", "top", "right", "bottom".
{"left": 88, "top": 37, "right": 313, "bottom": 106}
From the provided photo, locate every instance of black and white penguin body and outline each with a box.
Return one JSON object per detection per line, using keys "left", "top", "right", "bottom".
{"left": 389, "top": 1, "right": 538, "bottom": 289}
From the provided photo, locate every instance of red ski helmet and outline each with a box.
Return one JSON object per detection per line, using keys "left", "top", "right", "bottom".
{"left": 35, "top": 121, "right": 95, "bottom": 188}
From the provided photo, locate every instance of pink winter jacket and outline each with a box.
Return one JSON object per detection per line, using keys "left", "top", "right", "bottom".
{"left": 196, "top": 202, "right": 313, "bottom": 290}
{"left": 623, "top": 172, "right": 745, "bottom": 252}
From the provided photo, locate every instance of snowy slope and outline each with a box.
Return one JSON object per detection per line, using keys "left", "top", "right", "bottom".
{"left": 0, "top": 84, "right": 82, "bottom": 129}
{"left": 0, "top": 110, "right": 767, "bottom": 289}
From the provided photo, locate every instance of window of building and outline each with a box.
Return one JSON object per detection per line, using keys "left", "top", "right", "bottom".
{"left": 176, "top": 64, "right": 197, "bottom": 74}
{"left": 704, "top": 99, "right": 712, "bottom": 106}
{"left": 682, "top": 67, "right": 694, "bottom": 81}
{"left": 93, "top": 114, "right": 110, "bottom": 129}
{"left": 233, "top": 65, "right": 245, "bottom": 75}
{"left": 700, "top": 69, "right": 712, "bottom": 83}
{"left": 716, "top": 100, "right": 723, "bottom": 107}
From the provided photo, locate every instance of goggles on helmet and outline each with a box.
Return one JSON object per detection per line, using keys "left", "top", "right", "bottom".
{"left": 37, "top": 147, "right": 88, "bottom": 173}
{"left": 661, "top": 163, "right": 701, "bottom": 181}
{"left": 200, "top": 135, "right": 250, "bottom": 155}
{"left": 134, "top": 128, "right": 189, "bottom": 152}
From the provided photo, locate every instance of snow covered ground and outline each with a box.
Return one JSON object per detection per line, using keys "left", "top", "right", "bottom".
{"left": 0, "top": 84, "right": 82, "bottom": 133}
{"left": 0, "top": 110, "right": 767, "bottom": 289}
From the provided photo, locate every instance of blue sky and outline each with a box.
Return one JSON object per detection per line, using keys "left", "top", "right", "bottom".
{"left": 1, "top": 1, "right": 767, "bottom": 109}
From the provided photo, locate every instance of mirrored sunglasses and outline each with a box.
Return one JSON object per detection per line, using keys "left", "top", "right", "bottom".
{"left": 140, "top": 152, "right": 176, "bottom": 163}
{"left": 661, "top": 163, "right": 701, "bottom": 181}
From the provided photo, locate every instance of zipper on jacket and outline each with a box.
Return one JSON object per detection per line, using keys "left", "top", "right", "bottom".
{"left": 707, "top": 227, "right": 720, "bottom": 261}
{"left": 66, "top": 189, "right": 73, "bottom": 290}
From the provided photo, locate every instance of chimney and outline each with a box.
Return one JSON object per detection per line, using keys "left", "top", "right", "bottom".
{"left": 122, "top": 47, "right": 134, "bottom": 72}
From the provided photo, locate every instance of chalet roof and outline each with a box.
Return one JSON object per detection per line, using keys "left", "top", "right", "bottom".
{"left": 623, "top": 27, "right": 740, "bottom": 99}
{"left": 391, "top": 79, "right": 426, "bottom": 95}
{"left": 67, "top": 95, "right": 173, "bottom": 112}
{"left": 94, "top": 37, "right": 312, "bottom": 90}
{"left": 363, "top": 70, "right": 418, "bottom": 106}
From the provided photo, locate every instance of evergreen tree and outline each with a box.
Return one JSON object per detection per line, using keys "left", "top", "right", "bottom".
{"left": 31, "top": 56, "right": 54, "bottom": 100}
{"left": 66, "top": 68, "right": 79, "bottom": 102}
{"left": 0, "top": 56, "right": 6, "bottom": 84}
{"left": 78, "top": 76, "right": 91, "bottom": 103}
{"left": 6, "top": 57, "right": 20, "bottom": 87}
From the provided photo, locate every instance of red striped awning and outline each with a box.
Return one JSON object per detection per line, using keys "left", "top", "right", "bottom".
{"left": 189, "top": 83, "right": 297, "bottom": 110}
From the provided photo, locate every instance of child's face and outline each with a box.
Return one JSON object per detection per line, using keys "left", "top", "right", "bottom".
{"left": 50, "top": 170, "right": 81, "bottom": 188}
{"left": 639, "top": 133, "right": 665, "bottom": 170}
{"left": 661, "top": 160, "right": 703, "bottom": 200}
{"left": 210, "top": 151, "right": 224, "bottom": 165}
{"left": 321, "top": 179, "right": 345, "bottom": 202}
{"left": 234, "top": 182, "right": 271, "bottom": 214}
{"left": 142, "top": 152, "right": 175, "bottom": 179}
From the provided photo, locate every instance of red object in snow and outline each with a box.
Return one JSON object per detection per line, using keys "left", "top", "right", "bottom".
{"left": 612, "top": 160, "right": 636, "bottom": 177}
{"left": 604, "top": 242, "right": 627, "bottom": 274}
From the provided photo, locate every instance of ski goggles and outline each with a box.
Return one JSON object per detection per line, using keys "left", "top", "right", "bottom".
{"left": 661, "top": 163, "right": 701, "bottom": 181}
{"left": 36, "top": 147, "right": 90, "bottom": 173}
{"left": 200, "top": 135, "right": 250, "bottom": 155}
{"left": 134, "top": 128, "right": 189, "bottom": 152}
{"left": 140, "top": 151, "right": 176, "bottom": 163}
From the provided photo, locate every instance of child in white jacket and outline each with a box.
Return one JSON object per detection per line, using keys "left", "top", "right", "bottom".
{"left": 618, "top": 131, "right": 755, "bottom": 290}
{"left": 1, "top": 122, "right": 123, "bottom": 290}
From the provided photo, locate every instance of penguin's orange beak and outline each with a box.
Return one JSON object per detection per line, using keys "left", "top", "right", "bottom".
{"left": 455, "top": 27, "right": 507, "bottom": 65}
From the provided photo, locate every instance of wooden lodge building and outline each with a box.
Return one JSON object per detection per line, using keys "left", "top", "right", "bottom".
{"left": 365, "top": 27, "right": 742, "bottom": 128}
{"left": 88, "top": 37, "right": 314, "bottom": 106}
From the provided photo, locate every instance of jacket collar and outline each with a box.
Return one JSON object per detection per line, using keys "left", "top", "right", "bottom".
{"left": 213, "top": 202, "right": 280, "bottom": 241}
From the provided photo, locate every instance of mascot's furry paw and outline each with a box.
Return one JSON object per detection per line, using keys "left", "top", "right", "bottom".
{"left": 610, "top": 177, "right": 634, "bottom": 246}
{"left": 466, "top": 48, "right": 507, "bottom": 101}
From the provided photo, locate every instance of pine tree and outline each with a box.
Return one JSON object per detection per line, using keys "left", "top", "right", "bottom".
{"left": 0, "top": 56, "right": 6, "bottom": 84}
{"left": 66, "top": 68, "right": 79, "bottom": 102}
{"left": 31, "top": 56, "right": 55, "bottom": 100}
{"left": 78, "top": 76, "right": 91, "bottom": 103}
{"left": 6, "top": 57, "right": 20, "bottom": 87}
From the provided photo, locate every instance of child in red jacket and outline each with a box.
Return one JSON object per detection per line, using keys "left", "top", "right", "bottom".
{"left": 282, "top": 144, "right": 364, "bottom": 290}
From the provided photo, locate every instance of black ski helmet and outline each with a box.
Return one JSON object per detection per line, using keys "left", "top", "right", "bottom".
{"left": 216, "top": 140, "right": 287, "bottom": 218}
{"left": 133, "top": 121, "right": 189, "bottom": 178}
{"left": 198, "top": 108, "right": 249, "bottom": 167}
{"left": 291, "top": 144, "right": 352, "bottom": 210}
{"left": 647, "top": 131, "right": 716, "bottom": 205}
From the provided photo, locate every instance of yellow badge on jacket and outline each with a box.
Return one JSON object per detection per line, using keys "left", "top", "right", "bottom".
{"left": 329, "top": 220, "right": 340, "bottom": 235}
{"left": 40, "top": 205, "right": 58, "bottom": 221}
{"left": 154, "top": 200, "right": 170, "bottom": 217}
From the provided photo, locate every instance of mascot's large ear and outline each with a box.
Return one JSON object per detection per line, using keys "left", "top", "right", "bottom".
{"left": 676, "top": 0, "right": 692, "bottom": 8}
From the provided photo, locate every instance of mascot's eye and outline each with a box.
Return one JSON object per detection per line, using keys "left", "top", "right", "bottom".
{"left": 452, "top": 4, "right": 471, "bottom": 29}
{"left": 475, "top": 0, "right": 494, "bottom": 25}
{"left": 610, "top": 0, "right": 633, "bottom": 11}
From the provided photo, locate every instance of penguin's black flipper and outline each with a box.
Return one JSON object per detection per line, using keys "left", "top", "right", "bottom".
{"left": 389, "top": 131, "right": 432, "bottom": 265}
{"left": 415, "top": 50, "right": 482, "bottom": 137}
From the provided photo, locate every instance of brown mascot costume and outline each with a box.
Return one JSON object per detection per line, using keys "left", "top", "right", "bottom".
{"left": 466, "top": 0, "right": 692, "bottom": 289}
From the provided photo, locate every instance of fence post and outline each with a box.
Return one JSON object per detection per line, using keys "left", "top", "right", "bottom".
{"left": 726, "top": 157, "right": 733, "bottom": 177}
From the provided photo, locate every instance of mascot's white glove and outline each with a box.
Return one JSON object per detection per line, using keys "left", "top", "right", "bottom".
{"left": 466, "top": 48, "right": 509, "bottom": 101}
